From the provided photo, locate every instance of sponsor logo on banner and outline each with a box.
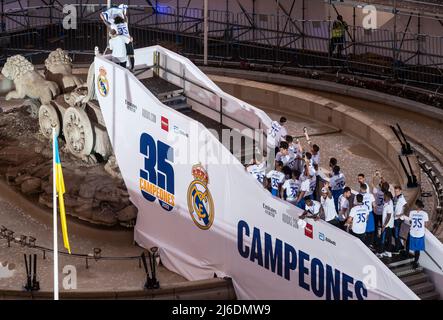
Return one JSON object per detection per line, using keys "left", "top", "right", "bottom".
{"left": 142, "top": 108, "right": 156, "bottom": 123}
{"left": 187, "top": 164, "right": 214, "bottom": 230}
{"left": 173, "top": 125, "right": 189, "bottom": 138}
{"left": 263, "top": 203, "right": 277, "bottom": 218}
{"left": 97, "top": 67, "right": 109, "bottom": 97}
{"left": 139, "top": 132, "right": 175, "bottom": 211}
{"left": 125, "top": 99, "right": 137, "bottom": 113}
{"left": 319, "top": 232, "right": 336, "bottom": 246}
{"left": 305, "top": 223, "right": 313, "bottom": 239}
{"left": 161, "top": 116, "right": 169, "bottom": 132}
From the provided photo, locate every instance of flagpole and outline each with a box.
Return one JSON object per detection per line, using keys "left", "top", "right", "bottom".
{"left": 52, "top": 127, "right": 59, "bottom": 300}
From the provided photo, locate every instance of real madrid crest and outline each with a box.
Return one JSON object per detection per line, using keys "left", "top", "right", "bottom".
{"left": 97, "top": 66, "right": 109, "bottom": 97}
{"left": 187, "top": 163, "right": 215, "bottom": 230}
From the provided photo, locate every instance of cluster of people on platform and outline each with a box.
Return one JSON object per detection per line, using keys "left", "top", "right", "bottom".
{"left": 100, "top": 4, "right": 135, "bottom": 70}
{"left": 246, "top": 116, "right": 429, "bottom": 269}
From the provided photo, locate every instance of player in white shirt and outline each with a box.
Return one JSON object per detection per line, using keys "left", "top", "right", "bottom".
{"left": 357, "top": 173, "right": 369, "bottom": 191}
{"left": 359, "top": 183, "right": 376, "bottom": 248}
{"left": 275, "top": 142, "right": 297, "bottom": 170}
{"left": 311, "top": 144, "right": 320, "bottom": 170}
{"left": 107, "top": 29, "right": 130, "bottom": 67}
{"left": 372, "top": 177, "right": 390, "bottom": 238}
{"left": 329, "top": 165, "right": 345, "bottom": 210}
{"left": 100, "top": 4, "right": 126, "bottom": 27}
{"left": 246, "top": 161, "right": 266, "bottom": 186}
{"left": 404, "top": 200, "right": 429, "bottom": 268}
{"left": 299, "top": 197, "right": 321, "bottom": 221}
{"left": 393, "top": 185, "right": 407, "bottom": 253}
{"left": 320, "top": 185, "right": 339, "bottom": 226}
{"left": 295, "top": 175, "right": 311, "bottom": 210}
{"left": 377, "top": 191, "right": 394, "bottom": 258}
{"left": 337, "top": 187, "right": 352, "bottom": 230}
{"left": 266, "top": 161, "right": 285, "bottom": 197}
{"left": 281, "top": 170, "right": 301, "bottom": 205}
{"left": 345, "top": 194, "right": 369, "bottom": 242}
{"left": 268, "top": 117, "right": 288, "bottom": 154}
{"left": 285, "top": 136, "right": 303, "bottom": 172}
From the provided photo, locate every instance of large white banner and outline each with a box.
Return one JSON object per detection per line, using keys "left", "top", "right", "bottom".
{"left": 94, "top": 48, "right": 419, "bottom": 300}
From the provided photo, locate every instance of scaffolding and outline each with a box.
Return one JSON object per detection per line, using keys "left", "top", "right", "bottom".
{"left": 0, "top": 0, "right": 442, "bottom": 93}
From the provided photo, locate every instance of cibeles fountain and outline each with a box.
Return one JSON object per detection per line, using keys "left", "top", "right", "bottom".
{"left": 0, "top": 49, "right": 134, "bottom": 227}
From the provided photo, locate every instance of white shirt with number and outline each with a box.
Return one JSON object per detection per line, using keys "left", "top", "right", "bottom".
{"left": 282, "top": 179, "right": 301, "bottom": 202}
{"left": 409, "top": 210, "right": 429, "bottom": 238}
{"left": 112, "top": 22, "right": 131, "bottom": 38}
{"left": 247, "top": 163, "right": 266, "bottom": 184}
{"left": 305, "top": 200, "right": 321, "bottom": 216}
{"left": 329, "top": 173, "right": 345, "bottom": 190}
{"left": 268, "top": 121, "right": 283, "bottom": 147}
{"left": 321, "top": 196, "right": 338, "bottom": 222}
{"left": 361, "top": 191, "right": 375, "bottom": 213}
{"left": 394, "top": 194, "right": 407, "bottom": 219}
{"left": 349, "top": 204, "right": 370, "bottom": 234}
{"left": 312, "top": 152, "right": 320, "bottom": 166}
{"left": 382, "top": 200, "right": 394, "bottom": 228}
{"left": 373, "top": 187, "right": 384, "bottom": 216}
{"left": 266, "top": 170, "right": 285, "bottom": 194}
{"left": 109, "top": 35, "right": 130, "bottom": 62}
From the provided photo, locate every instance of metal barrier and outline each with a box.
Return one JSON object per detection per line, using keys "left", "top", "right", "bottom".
{"left": 1, "top": 5, "right": 442, "bottom": 93}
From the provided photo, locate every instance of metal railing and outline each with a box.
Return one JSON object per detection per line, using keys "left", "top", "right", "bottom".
{"left": 1, "top": 5, "right": 442, "bottom": 93}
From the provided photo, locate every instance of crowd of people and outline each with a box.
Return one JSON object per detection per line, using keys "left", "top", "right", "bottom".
{"left": 246, "top": 116, "right": 429, "bottom": 269}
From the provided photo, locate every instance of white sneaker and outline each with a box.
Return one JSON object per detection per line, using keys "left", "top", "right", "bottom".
{"left": 383, "top": 252, "right": 392, "bottom": 258}
{"left": 376, "top": 253, "right": 384, "bottom": 258}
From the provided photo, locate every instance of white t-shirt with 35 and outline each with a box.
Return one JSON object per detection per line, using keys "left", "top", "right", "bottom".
{"left": 409, "top": 210, "right": 429, "bottom": 238}
{"left": 349, "top": 204, "right": 369, "bottom": 234}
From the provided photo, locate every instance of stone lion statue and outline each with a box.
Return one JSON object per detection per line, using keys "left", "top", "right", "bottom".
{"left": 44, "top": 48, "right": 84, "bottom": 92}
{"left": 1, "top": 55, "right": 60, "bottom": 104}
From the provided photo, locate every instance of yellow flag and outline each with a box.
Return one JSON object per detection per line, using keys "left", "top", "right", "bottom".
{"left": 54, "top": 137, "right": 71, "bottom": 254}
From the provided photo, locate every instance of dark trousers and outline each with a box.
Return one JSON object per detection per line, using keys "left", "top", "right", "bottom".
{"left": 378, "top": 227, "right": 393, "bottom": 253}
{"left": 327, "top": 218, "right": 340, "bottom": 228}
{"left": 365, "top": 231, "right": 375, "bottom": 247}
{"left": 329, "top": 37, "right": 345, "bottom": 58}
{"left": 351, "top": 231, "right": 366, "bottom": 243}
{"left": 374, "top": 214, "right": 383, "bottom": 241}
{"left": 393, "top": 219, "right": 404, "bottom": 252}
{"left": 118, "top": 61, "right": 127, "bottom": 68}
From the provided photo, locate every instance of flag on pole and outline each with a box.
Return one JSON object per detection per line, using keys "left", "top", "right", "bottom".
{"left": 54, "top": 136, "right": 71, "bottom": 254}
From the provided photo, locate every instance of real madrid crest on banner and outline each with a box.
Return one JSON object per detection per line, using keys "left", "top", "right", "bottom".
{"left": 187, "top": 163, "right": 215, "bottom": 230}
{"left": 97, "top": 66, "right": 109, "bottom": 97}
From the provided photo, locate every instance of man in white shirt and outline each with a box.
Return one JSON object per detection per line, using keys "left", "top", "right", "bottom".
{"left": 246, "top": 160, "right": 266, "bottom": 187}
{"left": 377, "top": 191, "right": 394, "bottom": 258}
{"left": 113, "top": 15, "right": 135, "bottom": 70}
{"left": 345, "top": 194, "right": 369, "bottom": 242}
{"left": 100, "top": 4, "right": 127, "bottom": 27}
{"left": 404, "top": 200, "right": 429, "bottom": 269}
{"left": 268, "top": 117, "right": 288, "bottom": 154}
{"left": 311, "top": 144, "right": 320, "bottom": 170}
{"left": 299, "top": 197, "right": 321, "bottom": 221}
{"left": 275, "top": 142, "right": 297, "bottom": 170}
{"left": 281, "top": 170, "right": 301, "bottom": 205}
{"left": 357, "top": 173, "right": 369, "bottom": 191}
{"left": 393, "top": 185, "right": 407, "bottom": 253}
{"left": 338, "top": 186, "right": 352, "bottom": 230}
{"left": 266, "top": 161, "right": 285, "bottom": 197}
{"left": 320, "top": 186, "right": 339, "bottom": 227}
{"left": 329, "top": 165, "right": 345, "bottom": 210}
{"left": 295, "top": 175, "right": 310, "bottom": 209}
{"left": 360, "top": 183, "right": 376, "bottom": 248}
{"left": 107, "top": 29, "right": 130, "bottom": 67}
